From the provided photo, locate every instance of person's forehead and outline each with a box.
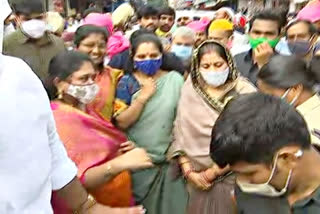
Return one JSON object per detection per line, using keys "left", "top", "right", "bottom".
{"left": 136, "top": 42, "right": 159, "bottom": 53}
{"left": 287, "top": 22, "right": 310, "bottom": 36}
{"left": 251, "top": 19, "right": 279, "bottom": 31}
{"left": 173, "top": 35, "right": 194, "bottom": 42}
{"left": 81, "top": 33, "right": 106, "bottom": 42}
{"left": 209, "top": 29, "right": 229, "bottom": 38}
{"left": 200, "top": 51, "right": 225, "bottom": 62}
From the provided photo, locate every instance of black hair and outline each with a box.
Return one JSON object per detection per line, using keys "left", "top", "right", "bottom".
{"left": 310, "top": 56, "right": 320, "bottom": 84}
{"left": 159, "top": 7, "right": 175, "bottom": 19}
{"left": 129, "top": 28, "right": 154, "bottom": 44}
{"left": 74, "top": 25, "right": 109, "bottom": 47}
{"left": 258, "top": 55, "right": 316, "bottom": 90}
{"left": 83, "top": 7, "right": 102, "bottom": 18}
{"left": 12, "top": 0, "right": 44, "bottom": 16}
{"left": 249, "top": 10, "right": 282, "bottom": 34}
{"left": 210, "top": 93, "right": 311, "bottom": 167}
{"left": 137, "top": 5, "right": 159, "bottom": 20}
{"left": 286, "top": 20, "right": 318, "bottom": 38}
{"left": 198, "top": 42, "right": 228, "bottom": 64}
{"left": 45, "top": 51, "right": 93, "bottom": 100}
{"left": 126, "top": 34, "right": 163, "bottom": 73}
{"left": 275, "top": 8, "right": 289, "bottom": 28}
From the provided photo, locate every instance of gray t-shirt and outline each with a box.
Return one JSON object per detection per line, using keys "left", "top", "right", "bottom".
{"left": 235, "top": 185, "right": 320, "bottom": 214}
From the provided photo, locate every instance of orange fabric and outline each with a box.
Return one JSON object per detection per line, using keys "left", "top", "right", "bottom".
{"left": 86, "top": 67, "right": 123, "bottom": 121}
{"left": 51, "top": 101, "right": 131, "bottom": 209}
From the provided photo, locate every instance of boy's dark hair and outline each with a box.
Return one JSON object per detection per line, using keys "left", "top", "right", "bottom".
{"left": 137, "top": 5, "right": 159, "bottom": 20}
{"left": 249, "top": 10, "right": 282, "bottom": 34}
{"left": 210, "top": 93, "right": 310, "bottom": 168}
{"left": 159, "top": 7, "right": 175, "bottom": 19}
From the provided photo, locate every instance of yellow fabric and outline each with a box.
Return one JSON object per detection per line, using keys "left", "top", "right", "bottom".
{"left": 46, "top": 12, "right": 65, "bottom": 35}
{"left": 112, "top": 3, "right": 134, "bottom": 26}
{"left": 297, "top": 94, "right": 320, "bottom": 146}
{"left": 155, "top": 28, "right": 170, "bottom": 38}
{"left": 209, "top": 19, "right": 234, "bottom": 33}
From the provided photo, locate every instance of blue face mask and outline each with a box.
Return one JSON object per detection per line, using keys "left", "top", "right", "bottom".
{"left": 171, "top": 44, "right": 193, "bottom": 60}
{"left": 134, "top": 57, "right": 162, "bottom": 76}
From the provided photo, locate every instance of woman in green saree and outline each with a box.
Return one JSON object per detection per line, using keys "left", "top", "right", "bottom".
{"left": 113, "top": 34, "right": 188, "bottom": 214}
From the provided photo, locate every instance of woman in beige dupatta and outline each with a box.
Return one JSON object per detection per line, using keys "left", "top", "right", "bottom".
{"left": 168, "top": 40, "right": 256, "bottom": 214}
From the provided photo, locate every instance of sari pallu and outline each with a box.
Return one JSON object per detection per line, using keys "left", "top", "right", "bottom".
{"left": 86, "top": 67, "right": 123, "bottom": 121}
{"left": 114, "top": 71, "right": 188, "bottom": 214}
{"left": 51, "top": 101, "right": 132, "bottom": 213}
{"left": 168, "top": 40, "right": 256, "bottom": 214}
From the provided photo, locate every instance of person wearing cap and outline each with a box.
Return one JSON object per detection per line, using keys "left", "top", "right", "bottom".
{"left": 187, "top": 18, "right": 210, "bottom": 47}
{"left": 208, "top": 19, "right": 234, "bottom": 50}
{"left": 297, "top": 0, "right": 320, "bottom": 33}
{"left": 46, "top": 11, "right": 65, "bottom": 37}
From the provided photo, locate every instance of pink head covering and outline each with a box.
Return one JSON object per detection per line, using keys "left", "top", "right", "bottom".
{"left": 297, "top": 0, "right": 320, "bottom": 23}
{"left": 107, "top": 31, "right": 130, "bottom": 59}
{"left": 83, "top": 13, "right": 114, "bottom": 34}
{"left": 187, "top": 18, "right": 210, "bottom": 33}
{"left": 82, "top": 12, "right": 130, "bottom": 57}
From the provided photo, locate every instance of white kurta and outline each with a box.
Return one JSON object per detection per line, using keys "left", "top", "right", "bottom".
{"left": 0, "top": 54, "right": 77, "bottom": 213}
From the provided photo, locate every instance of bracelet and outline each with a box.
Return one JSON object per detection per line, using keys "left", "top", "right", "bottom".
{"left": 179, "top": 160, "right": 190, "bottom": 165}
{"left": 184, "top": 168, "right": 193, "bottom": 179}
{"left": 73, "top": 194, "right": 97, "bottom": 214}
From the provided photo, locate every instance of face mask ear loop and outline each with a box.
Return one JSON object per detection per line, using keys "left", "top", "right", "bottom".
{"left": 281, "top": 89, "right": 290, "bottom": 99}
{"left": 290, "top": 88, "right": 302, "bottom": 105}
{"left": 266, "top": 153, "right": 280, "bottom": 184}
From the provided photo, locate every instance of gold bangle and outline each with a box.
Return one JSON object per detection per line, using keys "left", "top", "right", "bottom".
{"left": 73, "top": 194, "right": 97, "bottom": 214}
{"left": 180, "top": 161, "right": 190, "bottom": 165}
{"left": 86, "top": 194, "right": 97, "bottom": 210}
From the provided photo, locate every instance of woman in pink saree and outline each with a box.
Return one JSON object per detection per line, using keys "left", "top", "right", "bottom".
{"left": 45, "top": 51, "right": 152, "bottom": 214}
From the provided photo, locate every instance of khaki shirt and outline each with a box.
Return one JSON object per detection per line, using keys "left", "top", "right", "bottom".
{"left": 3, "top": 28, "right": 65, "bottom": 80}
{"left": 297, "top": 94, "right": 320, "bottom": 146}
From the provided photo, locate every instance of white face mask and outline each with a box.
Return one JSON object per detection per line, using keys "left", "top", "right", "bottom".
{"left": 21, "top": 19, "right": 47, "bottom": 39}
{"left": 200, "top": 67, "right": 229, "bottom": 87}
{"left": 66, "top": 83, "right": 99, "bottom": 104}
{"left": 237, "top": 150, "right": 303, "bottom": 197}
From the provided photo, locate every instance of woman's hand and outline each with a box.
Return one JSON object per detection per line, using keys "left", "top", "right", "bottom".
{"left": 188, "top": 172, "right": 212, "bottom": 190}
{"left": 119, "top": 141, "right": 135, "bottom": 153}
{"left": 138, "top": 77, "right": 156, "bottom": 103}
{"left": 115, "top": 148, "right": 153, "bottom": 171}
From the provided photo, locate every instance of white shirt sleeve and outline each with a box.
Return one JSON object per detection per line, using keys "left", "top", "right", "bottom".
{"left": 48, "top": 112, "right": 78, "bottom": 191}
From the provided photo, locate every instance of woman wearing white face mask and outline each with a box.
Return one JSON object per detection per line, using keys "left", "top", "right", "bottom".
{"left": 257, "top": 55, "right": 320, "bottom": 146}
{"left": 167, "top": 40, "right": 256, "bottom": 214}
{"left": 45, "top": 51, "right": 151, "bottom": 214}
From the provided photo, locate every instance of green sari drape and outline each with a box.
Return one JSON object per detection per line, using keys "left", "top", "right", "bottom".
{"left": 127, "top": 72, "right": 188, "bottom": 214}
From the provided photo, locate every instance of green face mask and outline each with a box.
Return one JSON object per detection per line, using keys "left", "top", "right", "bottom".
{"left": 249, "top": 37, "right": 280, "bottom": 49}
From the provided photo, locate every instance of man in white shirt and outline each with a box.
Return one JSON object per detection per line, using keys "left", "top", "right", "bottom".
{"left": 0, "top": 1, "right": 144, "bottom": 213}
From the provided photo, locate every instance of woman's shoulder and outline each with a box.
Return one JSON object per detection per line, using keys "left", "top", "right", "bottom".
{"left": 235, "top": 77, "right": 257, "bottom": 94}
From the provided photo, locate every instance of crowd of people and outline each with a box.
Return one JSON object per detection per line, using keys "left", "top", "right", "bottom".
{"left": 1, "top": 0, "right": 320, "bottom": 213}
